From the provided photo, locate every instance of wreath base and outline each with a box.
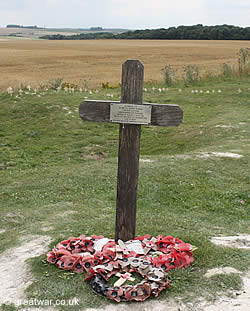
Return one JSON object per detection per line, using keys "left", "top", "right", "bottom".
{"left": 47, "top": 234, "right": 195, "bottom": 302}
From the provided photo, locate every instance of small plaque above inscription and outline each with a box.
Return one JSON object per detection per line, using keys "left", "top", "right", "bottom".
{"left": 110, "top": 103, "right": 152, "bottom": 125}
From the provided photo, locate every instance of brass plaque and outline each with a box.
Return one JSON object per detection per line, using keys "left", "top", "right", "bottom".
{"left": 110, "top": 103, "right": 151, "bottom": 125}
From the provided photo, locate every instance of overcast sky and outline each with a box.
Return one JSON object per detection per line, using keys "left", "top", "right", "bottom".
{"left": 1, "top": 0, "right": 249, "bottom": 29}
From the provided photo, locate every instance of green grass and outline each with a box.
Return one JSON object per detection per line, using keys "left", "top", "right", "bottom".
{"left": 0, "top": 76, "right": 249, "bottom": 310}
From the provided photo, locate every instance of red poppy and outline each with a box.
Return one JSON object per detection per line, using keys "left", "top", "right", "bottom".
{"left": 152, "top": 251, "right": 180, "bottom": 271}
{"left": 124, "top": 283, "right": 151, "bottom": 301}
{"left": 174, "top": 242, "right": 193, "bottom": 252}
{"left": 155, "top": 235, "right": 176, "bottom": 253}
{"left": 56, "top": 240, "right": 69, "bottom": 249}
{"left": 94, "top": 251, "right": 103, "bottom": 261}
{"left": 59, "top": 255, "right": 76, "bottom": 270}
{"left": 107, "top": 287, "right": 124, "bottom": 302}
{"left": 79, "top": 234, "right": 86, "bottom": 240}
{"left": 54, "top": 249, "right": 72, "bottom": 257}
{"left": 55, "top": 259, "right": 64, "bottom": 269}
{"left": 145, "top": 240, "right": 155, "bottom": 249}
{"left": 71, "top": 247, "right": 82, "bottom": 254}
{"left": 152, "top": 254, "right": 166, "bottom": 266}
{"left": 81, "top": 254, "right": 95, "bottom": 272}
{"left": 67, "top": 237, "right": 80, "bottom": 247}
{"left": 79, "top": 238, "right": 94, "bottom": 253}
{"left": 93, "top": 267, "right": 109, "bottom": 281}
{"left": 134, "top": 283, "right": 152, "bottom": 301}
{"left": 102, "top": 240, "right": 116, "bottom": 250}
{"left": 177, "top": 251, "right": 194, "bottom": 269}
{"left": 91, "top": 234, "right": 104, "bottom": 240}
{"left": 47, "top": 251, "right": 57, "bottom": 264}
{"left": 85, "top": 268, "right": 95, "bottom": 281}
{"left": 135, "top": 234, "right": 151, "bottom": 241}
{"left": 103, "top": 249, "right": 116, "bottom": 261}
{"left": 71, "top": 257, "right": 84, "bottom": 273}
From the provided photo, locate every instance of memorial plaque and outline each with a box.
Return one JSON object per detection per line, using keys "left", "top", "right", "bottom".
{"left": 110, "top": 103, "right": 152, "bottom": 125}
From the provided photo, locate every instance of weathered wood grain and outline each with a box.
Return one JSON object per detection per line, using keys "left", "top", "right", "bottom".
{"left": 79, "top": 100, "right": 183, "bottom": 127}
{"left": 79, "top": 59, "right": 184, "bottom": 243}
{"left": 115, "top": 60, "right": 144, "bottom": 242}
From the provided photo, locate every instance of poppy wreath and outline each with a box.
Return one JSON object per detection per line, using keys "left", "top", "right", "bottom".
{"left": 47, "top": 234, "right": 195, "bottom": 302}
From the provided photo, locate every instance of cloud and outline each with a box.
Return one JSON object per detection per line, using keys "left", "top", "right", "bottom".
{"left": 203, "top": 0, "right": 250, "bottom": 26}
{"left": 91, "top": 0, "right": 208, "bottom": 28}
{"left": 0, "top": 0, "right": 249, "bottom": 28}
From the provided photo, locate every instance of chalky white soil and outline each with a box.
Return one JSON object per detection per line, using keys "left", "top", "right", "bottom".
{"left": 198, "top": 152, "right": 243, "bottom": 159}
{"left": 0, "top": 235, "right": 52, "bottom": 306}
{"left": 211, "top": 235, "right": 250, "bottom": 249}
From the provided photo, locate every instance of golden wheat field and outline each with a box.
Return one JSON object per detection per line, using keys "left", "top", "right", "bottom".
{"left": 0, "top": 39, "right": 249, "bottom": 91}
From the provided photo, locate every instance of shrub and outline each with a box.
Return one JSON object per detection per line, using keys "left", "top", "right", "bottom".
{"left": 183, "top": 65, "right": 200, "bottom": 86}
{"left": 221, "top": 63, "right": 234, "bottom": 77}
{"left": 238, "top": 48, "right": 249, "bottom": 76}
{"left": 162, "top": 65, "right": 177, "bottom": 86}
{"left": 48, "top": 78, "right": 63, "bottom": 90}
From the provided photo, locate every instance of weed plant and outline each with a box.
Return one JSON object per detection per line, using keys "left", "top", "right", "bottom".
{"left": 162, "top": 64, "right": 177, "bottom": 86}
{"left": 238, "top": 48, "right": 249, "bottom": 76}
{"left": 48, "top": 78, "right": 64, "bottom": 90}
{"left": 163, "top": 48, "right": 249, "bottom": 87}
{"left": 221, "top": 63, "right": 234, "bottom": 77}
{"left": 183, "top": 65, "right": 200, "bottom": 86}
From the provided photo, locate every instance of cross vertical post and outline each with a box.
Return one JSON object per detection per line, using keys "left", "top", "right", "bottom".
{"left": 115, "top": 60, "right": 144, "bottom": 242}
{"left": 79, "top": 59, "right": 183, "bottom": 243}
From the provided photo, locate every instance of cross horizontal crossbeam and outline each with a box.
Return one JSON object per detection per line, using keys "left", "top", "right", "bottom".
{"left": 79, "top": 100, "right": 183, "bottom": 127}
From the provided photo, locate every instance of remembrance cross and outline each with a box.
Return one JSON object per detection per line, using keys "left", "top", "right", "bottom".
{"left": 79, "top": 60, "right": 183, "bottom": 242}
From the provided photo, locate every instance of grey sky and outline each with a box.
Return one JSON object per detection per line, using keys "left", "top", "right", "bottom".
{"left": 0, "top": 0, "right": 249, "bottom": 29}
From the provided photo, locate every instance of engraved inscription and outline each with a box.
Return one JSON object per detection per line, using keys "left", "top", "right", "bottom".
{"left": 110, "top": 103, "right": 152, "bottom": 125}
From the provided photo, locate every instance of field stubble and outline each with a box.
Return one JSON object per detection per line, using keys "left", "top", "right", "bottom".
{"left": 0, "top": 39, "right": 249, "bottom": 91}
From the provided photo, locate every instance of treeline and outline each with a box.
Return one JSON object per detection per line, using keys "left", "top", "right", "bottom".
{"left": 6, "top": 25, "right": 42, "bottom": 29}
{"left": 40, "top": 32, "right": 114, "bottom": 40}
{"left": 40, "top": 24, "right": 250, "bottom": 40}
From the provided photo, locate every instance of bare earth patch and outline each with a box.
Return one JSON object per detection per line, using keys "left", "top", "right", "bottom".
{"left": 59, "top": 210, "right": 77, "bottom": 217}
{"left": 211, "top": 235, "right": 250, "bottom": 249}
{"left": 199, "top": 152, "right": 243, "bottom": 159}
{"left": 215, "top": 125, "right": 235, "bottom": 128}
{"left": 0, "top": 235, "right": 52, "bottom": 305}
{"left": 20, "top": 308, "right": 56, "bottom": 311}
{"left": 82, "top": 152, "right": 108, "bottom": 160}
{"left": 204, "top": 267, "right": 242, "bottom": 278}
{"left": 201, "top": 271, "right": 250, "bottom": 311}
{"left": 86, "top": 300, "right": 185, "bottom": 311}
{"left": 41, "top": 226, "right": 55, "bottom": 232}
{"left": 174, "top": 154, "right": 192, "bottom": 160}
{"left": 140, "top": 158, "right": 154, "bottom": 163}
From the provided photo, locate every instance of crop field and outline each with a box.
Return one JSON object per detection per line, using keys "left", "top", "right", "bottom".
{"left": 0, "top": 39, "right": 249, "bottom": 91}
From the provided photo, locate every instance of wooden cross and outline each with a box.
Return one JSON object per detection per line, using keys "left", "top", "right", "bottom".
{"left": 114, "top": 272, "right": 135, "bottom": 287}
{"left": 79, "top": 60, "right": 183, "bottom": 242}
